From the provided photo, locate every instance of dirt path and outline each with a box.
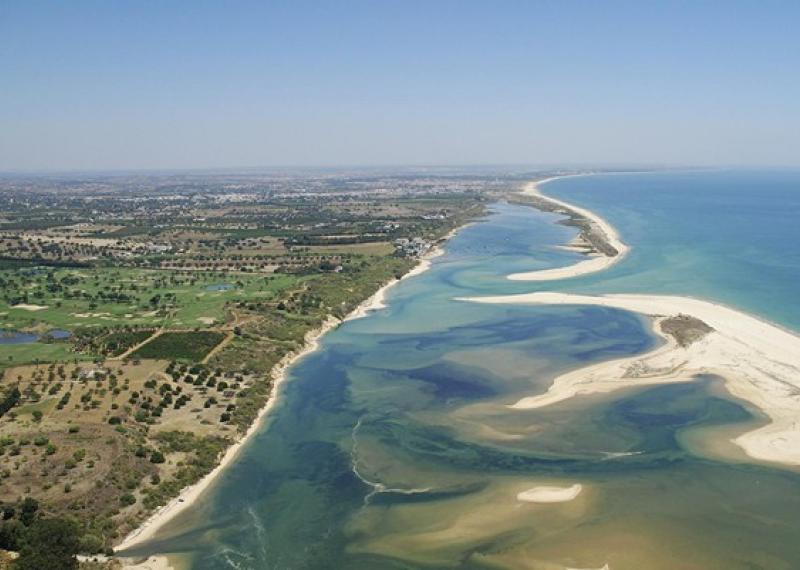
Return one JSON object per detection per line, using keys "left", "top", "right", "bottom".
{"left": 201, "top": 331, "right": 235, "bottom": 364}
{"left": 110, "top": 329, "right": 165, "bottom": 361}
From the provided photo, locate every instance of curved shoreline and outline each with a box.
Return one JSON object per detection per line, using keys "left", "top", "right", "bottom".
{"left": 116, "top": 315, "right": 340, "bottom": 555}
{"left": 508, "top": 176, "right": 629, "bottom": 281}
{"left": 116, "top": 242, "right": 452, "bottom": 566}
{"left": 463, "top": 176, "right": 800, "bottom": 467}
{"left": 464, "top": 292, "right": 800, "bottom": 465}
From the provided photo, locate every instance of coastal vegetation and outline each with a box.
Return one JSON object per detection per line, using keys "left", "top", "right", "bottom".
{"left": 0, "top": 170, "right": 492, "bottom": 564}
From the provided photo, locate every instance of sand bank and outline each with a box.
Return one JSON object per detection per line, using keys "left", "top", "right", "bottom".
{"left": 116, "top": 228, "right": 458, "bottom": 564}
{"left": 517, "top": 483, "right": 583, "bottom": 503}
{"left": 509, "top": 177, "right": 629, "bottom": 281}
{"left": 463, "top": 292, "right": 800, "bottom": 466}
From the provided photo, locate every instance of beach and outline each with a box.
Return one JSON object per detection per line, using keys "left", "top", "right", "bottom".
{"left": 508, "top": 177, "right": 629, "bottom": 281}
{"left": 117, "top": 234, "right": 455, "bottom": 569}
{"left": 344, "top": 245, "right": 445, "bottom": 322}
{"left": 465, "top": 291, "right": 800, "bottom": 465}
{"left": 463, "top": 178, "right": 800, "bottom": 467}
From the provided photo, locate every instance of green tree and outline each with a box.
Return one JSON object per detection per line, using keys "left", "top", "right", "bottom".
{"left": 19, "top": 497, "right": 38, "bottom": 526}
{"left": 0, "top": 520, "right": 24, "bottom": 550}
{"left": 15, "top": 517, "right": 80, "bottom": 570}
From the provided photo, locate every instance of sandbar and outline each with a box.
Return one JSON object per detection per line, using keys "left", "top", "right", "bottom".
{"left": 508, "top": 177, "right": 629, "bottom": 281}
{"left": 517, "top": 483, "right": 583, "bottom": 503}
{"left": 464, "top": 291, "right": 800, "bottom": 466}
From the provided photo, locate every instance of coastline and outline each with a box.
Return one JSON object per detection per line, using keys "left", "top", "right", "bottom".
{"left": 344, "top": 246, "right": 445, "bottom": 322}
{"left": 464, "top": 292, "right": 800, "bottom": 466}
{"left": 116, "top": 315, "right": 341, "bottom": 555}
{"left": 116, "top": 232, "right": 456, "bottom": 568}
{"left": 508, "top": 176, "right": 629, "bottom": 281}
{"left": 463, "top": 176, "right": 800, "bottom": 467}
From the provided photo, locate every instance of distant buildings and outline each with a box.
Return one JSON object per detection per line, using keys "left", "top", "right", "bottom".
{"left": 394, "top": 237, "right": 431, "bottom": 257}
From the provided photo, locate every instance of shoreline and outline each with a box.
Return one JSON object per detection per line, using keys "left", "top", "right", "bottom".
{"left": 508, "top": 176, "right": 629, "bottom": 281}
{"left": 462, "top": 175, "right": 800, "bottom": 467}
{"left": 344, "top": 245, "right": 445, "bottom": 322}
{"left": 116, "top": 314, "right": 341, "bottom": 554}
{"left": 116, "top": 232, "right": 457, "bottom": 568}
{"left": 464, "top": 292, "right": 800, "bottom": 466}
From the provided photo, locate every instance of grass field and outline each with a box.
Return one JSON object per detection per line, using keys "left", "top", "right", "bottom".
{"left": 0, "top": 267, "right": 298, "bottom": 331}
{"left": 0, "top": 341, "right": 91, "bottom": 368}
{"left": 0, "top": 267, "right": 302, "bottom": 366}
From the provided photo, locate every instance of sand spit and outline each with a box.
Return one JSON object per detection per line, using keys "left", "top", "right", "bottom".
{"left": 517, "top": 483, "right": 583, "bottom": 503}
{"left": 115, "top": 228, "right": 459, "bottom": 566}
{"left": 509, "top": 177, "right": 629, "bottom": 281}
{"left": 463, "top": 292, "right": 800, "bottom": 467}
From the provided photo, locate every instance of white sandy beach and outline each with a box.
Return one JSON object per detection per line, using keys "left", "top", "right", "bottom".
{"left": 121, "top": 556, "right": 173, "bottom": 570}
{"left": 465, "top": 291, "right": 800, "bottom": 466}
{"left": 508, "top": 177, "right": 629, "bottom": 281}
{"left": 517, "top": 483, "right": 583, "bottom": 503}
{"left": 116, "top": 234, "right": 454, "bottom": 568}
{"left": 345, "top": 246, "right": 443, "bottom": 322}
{"left": 462, "top": 177, "right": 800, "bottom": 467}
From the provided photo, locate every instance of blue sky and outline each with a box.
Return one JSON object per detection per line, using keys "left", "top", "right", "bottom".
{"left": 1, "top": 1, "right": 798, "bottom": 171}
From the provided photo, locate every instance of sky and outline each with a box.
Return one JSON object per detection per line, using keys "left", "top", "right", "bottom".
{"left": 1, "top": 0, "right": 799, "bottom": 172}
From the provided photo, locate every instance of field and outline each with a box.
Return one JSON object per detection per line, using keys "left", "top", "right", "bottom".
{"left": 131, "top": 331, "right": 227, "bottom": 361}
{"left": 0, "top": 357, "right": 254, "bottom": 546}
{"left": 0, "top": 268, "right": 302, "bottom": 367}
{"left": 0, "top": 267, "right": 297, "bottom": 331}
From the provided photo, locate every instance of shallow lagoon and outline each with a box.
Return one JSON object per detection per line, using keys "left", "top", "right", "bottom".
{"left": 128, "top": 171, "right": 800, "bottom": 569}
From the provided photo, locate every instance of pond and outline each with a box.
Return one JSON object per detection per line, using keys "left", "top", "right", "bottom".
{"left": 0, "top": 329, "right": 72, "bottom": 344}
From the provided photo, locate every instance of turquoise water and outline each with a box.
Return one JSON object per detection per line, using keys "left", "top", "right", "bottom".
{"left": 541, "top": 170, "right": 800, "bottom": 330}
{"left": 126, "top": 171, "right": 800, "bottom": 569}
